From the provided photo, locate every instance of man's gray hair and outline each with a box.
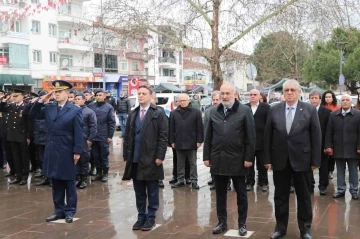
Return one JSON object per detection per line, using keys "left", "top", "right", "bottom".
{"left": 341, "top": 94, "right": 351, "bottom": 100}
{"left": 309, "top": 90, "right": 322, "bottom": 99}
{"left": 283, "top": 79, "right": 301, "bottom": 91}
{"left": 211, "top": 90, "right": 221, "bottom": 99}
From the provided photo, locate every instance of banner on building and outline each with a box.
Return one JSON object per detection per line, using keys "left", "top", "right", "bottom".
{"left": 0, "top": 56, "right": 7, "bottom": 65}
{"left": 128, "top": 77, "right": 140, "bottom": 96}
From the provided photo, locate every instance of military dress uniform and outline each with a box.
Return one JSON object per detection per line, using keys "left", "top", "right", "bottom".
{"left": 30, "top": 80, "right": 83, "bottom": 223}
{"left": 0, "top": 89, "right": 30, "bottom": 185}
{"left": 2, "top": 100, "right": 14, "bottom": 177}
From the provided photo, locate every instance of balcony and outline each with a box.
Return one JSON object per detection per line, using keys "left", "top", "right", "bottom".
{"left": 125, "top": 52, "right": 147, "bottom": 61}
{"left": 59, "top": 66, "right": 94, "bottom": 77}
{"left": 57, "top": 13, "right": 92, "bottom": 26}
{"left": 58, "top": 38, "right": 92, "bottom": 52}
{"left": 0, "top": 0, "right": 25, "bottom": 7}
{"left": 158, "top": 76, "right": 177, "bottom": 83}
{"left": 0, "top": 31, "right": 30, "bottom": 45}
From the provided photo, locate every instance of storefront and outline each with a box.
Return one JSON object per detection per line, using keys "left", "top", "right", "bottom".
{"left": 0, "top": 74, "right": 35, "bottom": 92}
{"left": 42, "top": 76, "right": 94, "bottom": 92}
{"left": 93, "top": 74, "right": 128, "bottom": 98}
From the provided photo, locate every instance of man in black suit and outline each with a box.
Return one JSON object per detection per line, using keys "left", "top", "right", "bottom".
{"left": 264, "top": 79, "right": 321, "bottom": 239}
{"left": 325, "top": 94, "right": 360, "bottom": 200}
{"left": 245, "top": 89, "right": 270, "bottom": 192}
{"left": 308, "top": 90, "right": 331, "bottom": 195}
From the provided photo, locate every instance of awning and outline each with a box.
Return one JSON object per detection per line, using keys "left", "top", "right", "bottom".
{"left": 192, "top": 85, "right": 213, "bottom": 93}
{"left": 0, "top": 74, "right": 35, "bottom": 86}
{"left": 153, "top": 83, "right": 184, "bottom": 93}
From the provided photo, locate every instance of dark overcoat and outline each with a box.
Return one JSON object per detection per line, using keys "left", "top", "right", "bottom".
{"left": 30, "top": 101, "right": 83, "bottom": 180}
{"left": 203, "top": 100, "right": 256, "bottom": 176}
{"left": 122, "top": 105, "right": 168, "bottom": 180}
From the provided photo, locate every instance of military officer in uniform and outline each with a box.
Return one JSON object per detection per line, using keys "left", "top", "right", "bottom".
{"left": 74, "top": 92, "right": 97, "bottom": 189}
{"left": 0, "top": 90, "right": 6, "bottom": 169}
{"left": 30, "top": 80, "right": 83, "bottom": 223}
{"left": 27, "top": 92, "right": 39, "bottom": 174}
{"left": 2, "top": 91, "right": 15, "bottom": 177}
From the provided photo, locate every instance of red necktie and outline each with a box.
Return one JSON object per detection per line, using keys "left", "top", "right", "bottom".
{"left": 140, "top": 109, "right": 145, "bottom": 120}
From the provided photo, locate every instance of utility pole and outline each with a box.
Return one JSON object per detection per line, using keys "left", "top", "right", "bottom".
{"left": 101, "top": 0, "right": 106, "bottom": 90}
{"left": 336, "top": 41, "right": 348, "bottom": 94}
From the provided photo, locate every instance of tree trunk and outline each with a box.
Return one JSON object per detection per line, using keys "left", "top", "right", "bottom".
{"left": 211, "top": 0, "right": 223, "bottom": 90}
{"left": 346, "top": 81, "right": 359, "bottom": 94}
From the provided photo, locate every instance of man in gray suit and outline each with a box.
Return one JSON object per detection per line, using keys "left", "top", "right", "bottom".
{"left": 264, "top": 79, "right": 321, "bottom": 239}
{"left": 325, "top": 94, "right": 360, "bottom": 200}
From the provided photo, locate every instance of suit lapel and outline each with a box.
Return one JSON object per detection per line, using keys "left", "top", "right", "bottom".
{"left": 289, "top": 101, "right": 304, "bottom": 134}
{"left": 54, "top": 101, "right": 70, "bottom": 120}
{"left": 278, "top": 103, "right": 287, "bottom": 133}
{"left": 318, "top": 106, "right": 324, "bottom": 117}
{"left": 254, "top": 103, "right": 262, "bottom": 116}
{"left": 49, "top": 103, "right": 57, "bottom": 121}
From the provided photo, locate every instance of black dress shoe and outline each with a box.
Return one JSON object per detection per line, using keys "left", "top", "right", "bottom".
{"left": 159, "top": 180, "right": 164, "bottom": 188}
{"left": 290, "top": 186, "right": 295, "bottom": 193}
{"left": 36, "top": 178, "right": 50, "bottom": 186}
{"left": 300, "top": 232, "right": 312, "bottom": 239}
{"left": 351, "top": 193, "right": 359, "bottom": 200}
{"left": 208, "top": 179, "right": 214, "bottom": 185}
{"left": 319, "top": 188, "right": 327, "bottom": 196}
{"left": 9, "top": 178, "right": 20, "bottom": 184}
{"left": 46, "top": 214, "right": 64, "bottom": 222}
{"left": 270, "top": 231, "right": 286, "bottom": 239}
{"left": 192, "top": 183, "right": 200, "bottom": 189}
{"left": 169, "top": 178, "right": 177, "bottom": 184}
{"left": 185, "top": 179, "right": 191, "bottom": 185}
{"left": 19, "top": 180, "right": 27, "bottom": 185}
{"left": 210, "top": 185, "right": 216, "bottom": 190}
{"left": 246, "top": 184, "right": 253, "bottom": 191}
{"left": 212, "top": 222, "right": 227, "bottom": 234}
{"left": 239, "top": 225, "right": 247, "bottom": 236}
{"left": 171, "top": 181, "right": 185, "bottom": 188}
{"left": 65, "top": 215, "right": 73, "bottom": 223}
{"left": 333, "top": 192, "right": 345, "bottom": 198}
{"left": 132, "top": 219, "right": 146, "bottom": 230}
{"left": 261, "top": 185, "right": 268, "bottom": 192}
{"left": 141, "top": 220, "right": 155, "bottom": 231}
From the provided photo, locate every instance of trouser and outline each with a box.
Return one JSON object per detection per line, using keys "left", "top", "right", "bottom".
{"left": 273, "top": 161, "right": 312, "bottom": 234}
{"left": 172, "top": 148, "right": 190, "bottom": 179}
{"left": 77, "top": 140, "right": 90, "bottom": 175}
{"left": 0, "top": 136, "right": 4, "bottom": 166}
{"left": 10, "top": 141, "right": 29, "bottom": 180}
{"left": 132, "top": 163, "right": 159, "bottom": 220}
{"left": 35, "top": 144, "right": 45, "bottom": 170}
{"left": 28, "top": 140, "right": 37, "bottom": 169}
{"left": 335, "top": 158, "right": 358, "bottom": 194}
{"left": 176, "top": 149, "right": 197, "bottom": 183}
{"left": 328, "top": 156, "right": 335, "bottom": 172}
{"left": 215, "top": 175, "right": 247, "bottom": 226}
{"left": 311, "top": 152, "right": 329, "bottom": 190}
{"left": 52, "top": 179, "right": 77, "bottom": 216}
{"left": 246, "top": 150, "right": 268, "bottom": 186}
{"left": 4, "top": 139, "right": 14, "bottom": 174}
{"left": 118, "top": 113, "right": 127, "bottom": 134}
{"left": 91, "top": 141, "right": 110, "bottom": 169}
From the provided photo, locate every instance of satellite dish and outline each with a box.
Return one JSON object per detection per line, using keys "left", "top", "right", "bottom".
{"left": 61, "top": 59, "right": 69, "bottom": 67}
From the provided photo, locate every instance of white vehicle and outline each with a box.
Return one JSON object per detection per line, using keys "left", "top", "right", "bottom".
{"left": 128, "top": 93, "right": 179, "bottom": 117}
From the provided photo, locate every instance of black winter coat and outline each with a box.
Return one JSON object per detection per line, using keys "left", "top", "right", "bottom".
{"left": 203, "top": 100, "right": 256, "bottom": 176}
{"left": 325, "top": 108, "right": 360, "bottom": 159}
{"left": 122, "top": 105, "right": 168, "bottom": 180}
{"left": 169, "top": 105, "right": 204, "bottom": 150}
{"left": 80, "top": 105, "right": 97, "bottom": 142}
{"left": 88, "top": 101, "right": 116, "bottom": 141}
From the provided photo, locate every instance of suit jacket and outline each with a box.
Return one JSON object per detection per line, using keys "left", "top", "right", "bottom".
{"left": 317, "top": 105, "right": 331, "bottom": 146}
{"left": 30, "top": 101, "right": 83, "bottom": 180}
{"left": 245, "top": 102, "right": 270, "bottom": 150}
{"left": 325, "top": 108, "right": 360, "bottom": 159}
{"left": 264, "top": 101, "right": 321, "bottom": 171}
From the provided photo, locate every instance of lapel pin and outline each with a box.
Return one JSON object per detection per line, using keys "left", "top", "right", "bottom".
{"left": 300, "top": 108, "right": 303, "bottom": 111}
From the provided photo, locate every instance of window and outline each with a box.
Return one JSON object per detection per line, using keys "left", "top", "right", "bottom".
{"left": 132, "top": 61, "right": 139, "bottom": 71}
{"left": 94, "top": 54, "right": 117, "bottom": 73}
{"left": 59, "top": 28, "right": 71, "bottom": 39}
{"left": 49, "top": 24, "right": 57, "bottom": 37}
{"left": 9, "top": 20, "right": 21, "bottom": 32}
{"left": 119, "top": 59, "right": 128, "bottom": 71}
{"left": 33, "top": 50, "right": 41, "bottom": 63}
{"left": 60, "top": 54, "right": 73, "bottom": 67}
{"left": 49, "top": 52, "right": 57, "bottom": 64}
{"left": 32, "top": 21, "right": 41, "bottom": 34}
{"left": 163, "top": 68, "right": 175, "bottom": 76}
{"left": 0, "top": 48, "right": 9, "bottom": 57}
{"left": 131, "top": 39, "right": 138, "bottom": 51}
{"left": 31, "top": 0, "right": 39, "bottom": 3}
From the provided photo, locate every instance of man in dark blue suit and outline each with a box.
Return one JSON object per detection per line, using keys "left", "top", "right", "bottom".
{"left": 30, "top": 80, "right": 83, "bottom": 223}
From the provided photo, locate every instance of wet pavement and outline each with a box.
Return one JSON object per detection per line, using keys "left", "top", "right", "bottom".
{"left": 0, "top": 133, "right": 359, "bottom": 239}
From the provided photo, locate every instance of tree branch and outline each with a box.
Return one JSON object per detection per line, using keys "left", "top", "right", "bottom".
{"left": 186, "top": 0, "right": 212, "bottom": 25}
{"left": 220, "top": 0, "right": 300, "bottom": 55}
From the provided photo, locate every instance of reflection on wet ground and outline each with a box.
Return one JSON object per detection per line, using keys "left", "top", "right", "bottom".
{"left": 0, "top": 134, "right": 359, "bottom": 238}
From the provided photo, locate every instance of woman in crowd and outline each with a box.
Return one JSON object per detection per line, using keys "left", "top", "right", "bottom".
{"left": 321, "top": 90, "right": 340, "bottom": 179}
{"left": 260, "top": 92, "right": 267, "bottom": 104}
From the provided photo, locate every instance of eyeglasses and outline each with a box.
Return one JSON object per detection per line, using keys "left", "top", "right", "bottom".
{"left": 179, "top": 100, "right": 188, "bottom": 102}
{"left": 283, "top": 88, "right": 298, "bottom": 92}
{"left": 12, "top": 95, "right": 19, "bottom": 97}
{"left": 249, "top": 94, "right": 258, "bottom": 96}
